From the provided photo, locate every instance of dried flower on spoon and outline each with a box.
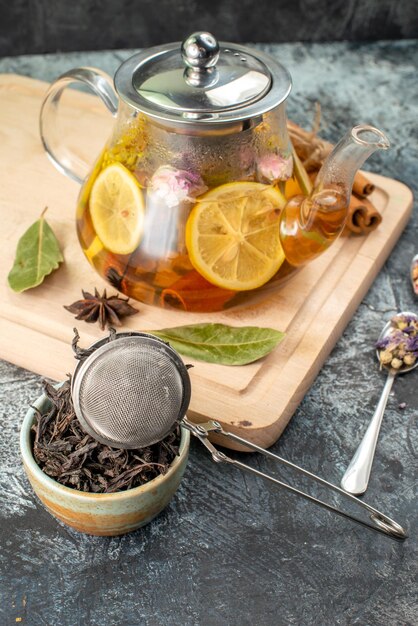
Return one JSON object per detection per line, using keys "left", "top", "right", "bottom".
{"left": 64, "top": 289, "right": 139, "bottom": 331}
{"left": 411, "top": 255, "right": 418, "bottom": 295}
{"left": 376, "top": 313, "right": 418, "bottom": 370}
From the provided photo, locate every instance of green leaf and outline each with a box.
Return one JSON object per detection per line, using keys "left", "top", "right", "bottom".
{"left": 8, "top": 208, "right": 64, "bottom": 292}
{"left": 151, "top": 323, "right": 285, "bottom": 366}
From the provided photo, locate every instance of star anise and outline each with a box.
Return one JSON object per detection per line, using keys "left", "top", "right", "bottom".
{"left": 106, "top": 267, "right": 124, "bottom": 291}
{"left": 64, "top": 289, "right": 139, "bottom": 330}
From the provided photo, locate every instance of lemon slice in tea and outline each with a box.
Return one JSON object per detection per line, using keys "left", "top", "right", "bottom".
{"left": 185, "top": 182, "right": 287, "bottom": 291}
{"left": 90, "top": 163, "right": 145, "bottom": 255}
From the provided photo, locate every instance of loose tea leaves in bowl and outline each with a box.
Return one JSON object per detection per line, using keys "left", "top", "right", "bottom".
{"left": 31, "top": 380, "right": 180, "bottom": 493}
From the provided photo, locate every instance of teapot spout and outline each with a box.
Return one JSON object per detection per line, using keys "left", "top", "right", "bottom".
{"left": 280, "top": 125, "right": 390, "bottom": 266}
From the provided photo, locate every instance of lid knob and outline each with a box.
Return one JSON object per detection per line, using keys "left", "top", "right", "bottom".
{"left": 181, "top": 32, "right": 220, "bottom": 70}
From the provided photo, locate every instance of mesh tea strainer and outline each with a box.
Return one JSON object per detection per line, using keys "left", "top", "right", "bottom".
{"left": 71, "top": 331, "right": 407, "bottom": 540}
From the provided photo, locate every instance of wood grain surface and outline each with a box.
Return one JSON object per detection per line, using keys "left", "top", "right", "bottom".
{"left": 0, "top": 74, "right": 413, "bottom": 449}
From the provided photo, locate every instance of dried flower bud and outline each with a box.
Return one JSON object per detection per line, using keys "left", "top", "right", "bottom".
{"left": 412, "top": 257, "right": 418, "bottom": 295}
{"left": 148, "top": 166, "right": 207, "bottom": 208}
{"left": 406, "top": 335, "right": 418, "bottom": 354}
{"left": 392, "top": 313, "right": 417, "bottom": 329}
{"left": 391, "top": 357, "right": 403, "bottom": 369}
{"left": 379, "top": 350, "right": 393, "bottom": 364}
{"left": 403, "top": 353, "right": 416, "bottom": 366}
{"left": 257, "top": 153, "right": 293, "bottom": 182}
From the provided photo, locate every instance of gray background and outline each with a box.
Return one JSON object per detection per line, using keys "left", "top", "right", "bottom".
{"left": 1, "top": 0, "right": 418, "bottom": 55}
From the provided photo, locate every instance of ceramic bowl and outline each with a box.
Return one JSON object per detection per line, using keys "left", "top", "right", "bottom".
{"left": 20, "top": 390, "right": 190, "bottom": 536}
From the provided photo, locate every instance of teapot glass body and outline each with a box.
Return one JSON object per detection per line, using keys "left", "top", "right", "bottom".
{"left": 75, "top": 100, "right": 296, "bottom": 311}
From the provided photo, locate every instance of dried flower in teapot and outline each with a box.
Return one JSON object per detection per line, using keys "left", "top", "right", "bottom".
{"left": 257, "top": 153, "right": 293, "bottom": 183}
{"left": 148, "top": 166, "right": 207, "bottom": 208}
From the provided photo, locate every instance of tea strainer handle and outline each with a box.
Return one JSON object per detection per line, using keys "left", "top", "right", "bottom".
{"left": 40, "top": 67, "right": 119, "bottom": 184}
{"left": 182, "top": 417, "right": 408, "bottom": 541}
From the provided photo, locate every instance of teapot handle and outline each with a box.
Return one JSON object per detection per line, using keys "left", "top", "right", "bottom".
{"left": 39, "top": 67, "right": 119, "bottom": 184}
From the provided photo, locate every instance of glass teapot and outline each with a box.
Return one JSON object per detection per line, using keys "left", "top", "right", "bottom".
{"left": 40, "top": 32, "right": 389, "bottom": 312}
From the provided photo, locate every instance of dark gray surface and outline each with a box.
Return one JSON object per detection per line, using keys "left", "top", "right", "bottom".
{"left": 1, "top": 0, "right": 418, "bottom": 55}
{"left": 0, "top": 41, "right": 417, "bottom": 626}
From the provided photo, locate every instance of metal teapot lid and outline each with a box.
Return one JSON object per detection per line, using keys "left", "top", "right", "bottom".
{"left": 114, "top": 32, "right": 292, "bottom": 126}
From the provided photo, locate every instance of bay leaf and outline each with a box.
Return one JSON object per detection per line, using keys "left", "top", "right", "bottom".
{"left": 151, "top": 323, "right": 285, "bottom": 365}
{"left": 8, "top": 208, "right": 64, "bottom": 292}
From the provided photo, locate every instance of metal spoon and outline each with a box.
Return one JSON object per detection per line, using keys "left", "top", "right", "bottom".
{"left": 341, "top": 312, "right": 418, "bottom": 495}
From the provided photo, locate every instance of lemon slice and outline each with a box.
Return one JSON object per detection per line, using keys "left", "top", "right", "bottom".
{"left": 89, "top": 163, "right": 145, "bottom": 255}
{"left": 185, "top": 182, "right": 287, "bottom": 291}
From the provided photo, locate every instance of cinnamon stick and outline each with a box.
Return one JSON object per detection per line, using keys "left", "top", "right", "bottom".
{"left": 160, "top": 270, "right": 236, "bottom": 312}
{"left": 352, "top": 172, "right": 375, "bottom": 197}
{"left": 287, "top": 118, "right": 379, "bottom": 234}
{"left": 346, "top": 195, "right": 382, "bottom": 235}
{"left": 287, "top": 120, "right": 375, "bottom": 195}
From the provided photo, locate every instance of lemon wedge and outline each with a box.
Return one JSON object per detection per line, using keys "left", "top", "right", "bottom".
{"left": 185, "top": 182, "right": 287, "bottom": 291}
{"left": 89, "top": 163, "right": 145, "bottom": 255}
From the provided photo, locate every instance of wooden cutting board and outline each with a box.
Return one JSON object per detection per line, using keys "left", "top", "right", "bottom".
{"left": 0, "top": 74, "right": 413, "bottom": 450}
